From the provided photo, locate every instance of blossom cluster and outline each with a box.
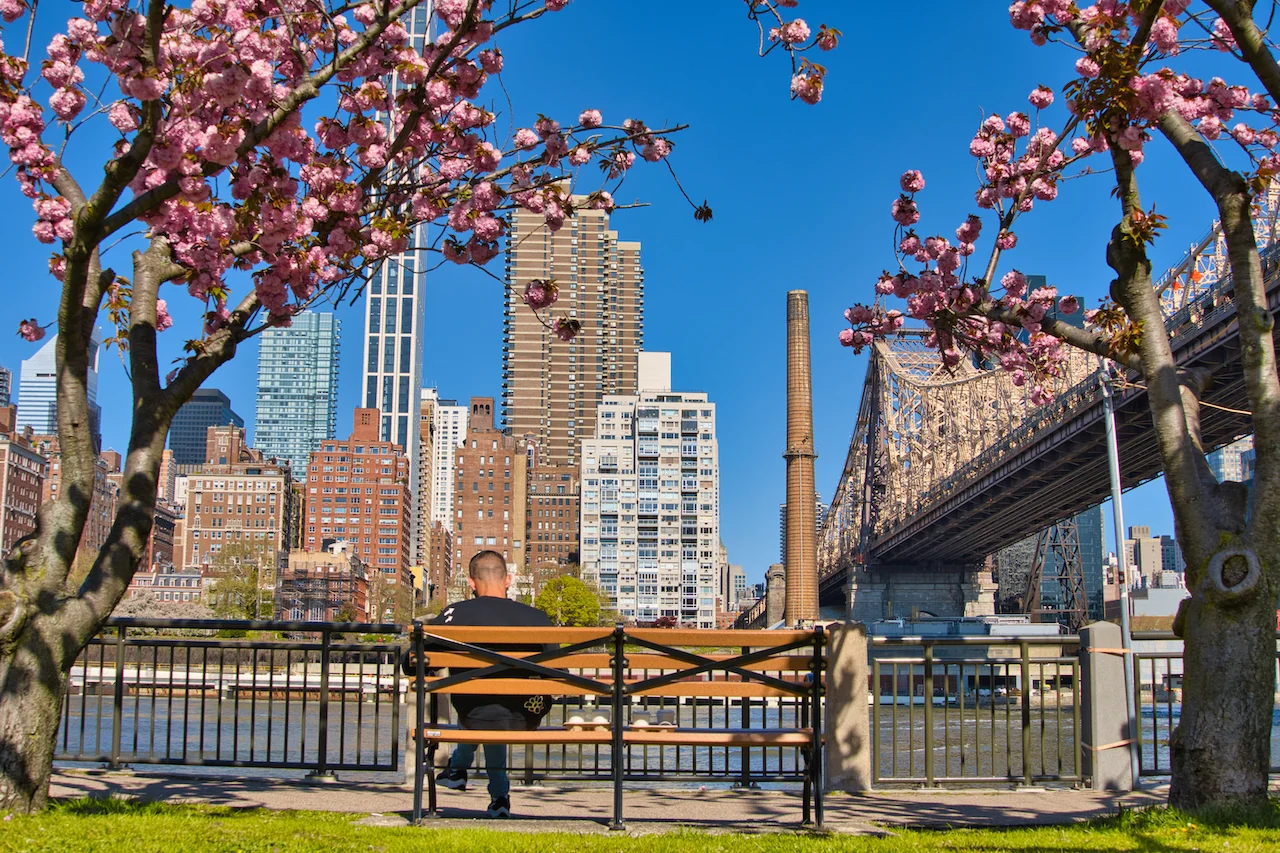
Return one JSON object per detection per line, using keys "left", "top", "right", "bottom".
{"left": 3, "top": 0, "right": 837, "bottom": 349}
{"left": 843, "top": 2, "right": 1280, "bottom": 405}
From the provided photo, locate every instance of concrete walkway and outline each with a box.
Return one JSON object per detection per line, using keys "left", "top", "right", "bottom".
{"left": 50, "top": 770, "right": 1171, "bottom": 835}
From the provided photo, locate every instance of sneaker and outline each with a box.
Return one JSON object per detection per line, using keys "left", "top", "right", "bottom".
{"left": 436, "top": 768, "right": 467, "bottom": 791}
{"left": 486, "top": 796, "right": 511, "bottom": 818}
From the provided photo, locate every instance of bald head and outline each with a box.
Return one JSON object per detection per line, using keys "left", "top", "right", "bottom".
{"left": 468, "top": 550, "right": 509, "bottom": 597}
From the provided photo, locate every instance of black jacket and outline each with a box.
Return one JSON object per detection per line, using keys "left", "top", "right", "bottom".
{"left": 429, "top": 595, "right": 555, "bottom": 729}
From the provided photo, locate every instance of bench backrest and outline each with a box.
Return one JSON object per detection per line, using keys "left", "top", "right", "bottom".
{"left": 407, "top": 625, "right": 824, "bottom": 700}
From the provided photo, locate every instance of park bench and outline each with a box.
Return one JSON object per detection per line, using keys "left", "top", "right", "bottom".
{"left": 404, "top": 623, "right": 827, "bottom": 830}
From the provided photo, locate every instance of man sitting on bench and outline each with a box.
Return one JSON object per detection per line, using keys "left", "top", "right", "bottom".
{"left": 431, "top": 550, "right": 554, "bottom": 818}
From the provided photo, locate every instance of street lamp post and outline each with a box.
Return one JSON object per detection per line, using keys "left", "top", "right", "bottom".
{"left": 1099, "top": 366, "right": 1141, "bottom": 788}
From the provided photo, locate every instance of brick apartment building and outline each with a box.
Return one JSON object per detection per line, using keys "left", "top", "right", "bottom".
{"left": 526, "top": 460, "right": 580, "bottom": 588}
{"left": 0, "top": 405, "right": 45, "bottom": 553}
{"left": 35, "top": 435, "right": 118, "bottom": 567}
{"left": 303, "top": 408, "right": 413, "bottom": 588}
{"left": 424, "top": 520, "right": 452, "bottom": 605}
{"left": 176, "top": 425, "right": 294, "bottom": 579}
{"left": 452, "top": 398, "right": 527, "bottom": 583}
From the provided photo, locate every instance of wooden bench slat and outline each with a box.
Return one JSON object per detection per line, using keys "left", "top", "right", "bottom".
{"left": 421, "top": 626, "right": 611, "bottom": 644}
{"left": 623, "top": 729, "right": 813, "bottom": 746}
{"left": 418, "top": 652, "right": 815, "bottom": 672}
{"left": 627, "top": 629, "right": 815, "bottom": 647}
{"left": 417, "top": 727, "right": 813, "bottom": 747}
{"left": 629, "top": 681, "right": 809, "bottom": 698}
{"left": 424, "top": 678, "right": 609, "bottom": 696}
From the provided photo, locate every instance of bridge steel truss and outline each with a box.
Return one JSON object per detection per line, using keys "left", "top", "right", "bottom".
{"left": 818, "top": 184, "right": 1280, "bottom": 607}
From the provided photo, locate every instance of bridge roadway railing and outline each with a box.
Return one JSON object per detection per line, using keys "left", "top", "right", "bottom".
{"left": 55, "top": 619, "right": 1280, "bottom": 787}
{"left": 869, "top": 236, "right": 1269, "bottom": 549}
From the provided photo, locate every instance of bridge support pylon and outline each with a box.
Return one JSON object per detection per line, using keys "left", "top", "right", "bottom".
{"left": 845, "top": 563, "right": 996, "bottom": 622}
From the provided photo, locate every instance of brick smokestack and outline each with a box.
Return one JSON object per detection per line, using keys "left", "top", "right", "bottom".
{"left": 784, "top": 290, "right": 818, "bottom": 625}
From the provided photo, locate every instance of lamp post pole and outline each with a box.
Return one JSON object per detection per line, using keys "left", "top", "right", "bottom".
{"left": 1100, "top": 367, "right": 1141, "bottom": 787}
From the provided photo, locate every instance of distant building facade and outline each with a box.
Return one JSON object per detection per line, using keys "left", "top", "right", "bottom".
{"left": 18, "top": 331, "right": 103, "bottom": 448}
{"left": 1207, "top": 435, "right": 1253, "bottom": 483}
{"left": 452, "top": 397, "right": 528, "bottom": 580}
{"left": 526, "top": 462, "right": 579, "bottom": 573}
{"left": 169, "top": 389, "right": 243, "bottom": 465}
{"left": 176, "top": 425, "right": 294, "bottom": 577}
{"left": 254, "top": 311, "right": 340, "bottom": 478}
{"left": 579, "top": 354, "right": 720, "bottom": 628}
{"left": 0, "top": 365, "right": 10, "bottom": 408}
{"left": 0, "top": 406, "right": 45, "bottom": 553}
{"left": 503, "top": 201, "right": 645, "bottom": 469}
{"left": 302, "top": 408, "right": 413, "bottom": 587}
{"left": 277, "top": 543, "right": 369, "bottom": 621}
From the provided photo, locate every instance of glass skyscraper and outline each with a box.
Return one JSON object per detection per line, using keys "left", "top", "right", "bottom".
{"left": 168, "top": 389, "right": 243, "bottom": 465}
{"left": 362, "top": 1, "right": 433, "bottom": 553}
{"left": 18, "top": 330, "right": 102, "bottom": 448}
{"left": 255, "top": 311, "right": 341, "bottom": 478}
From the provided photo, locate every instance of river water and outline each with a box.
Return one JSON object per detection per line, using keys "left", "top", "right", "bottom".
{"left": 56, "top": 695, "right": 1280, "bottom": 786}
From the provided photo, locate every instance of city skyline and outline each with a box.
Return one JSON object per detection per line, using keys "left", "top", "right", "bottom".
{"left": 0, "top": 3, "right": 1195, "bottom": 584}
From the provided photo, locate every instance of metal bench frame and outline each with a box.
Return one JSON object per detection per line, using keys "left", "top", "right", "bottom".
{"left": 408, "top": 622, "right": 826, "bottom": 830}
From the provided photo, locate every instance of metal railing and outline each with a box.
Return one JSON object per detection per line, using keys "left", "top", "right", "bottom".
{"left": 1131, "top": 630, "right": 1280, "bottom": 777}
{"left": 869, "top": 635, "right": 1082, "bottom": 786}
{"left": 57, "top": 618, "right": 403, "bottom": 775}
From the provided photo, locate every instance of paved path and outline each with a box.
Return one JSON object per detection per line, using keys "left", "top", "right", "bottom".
{"left": 51, "top": 770, "right": 1171, "bottom": 835}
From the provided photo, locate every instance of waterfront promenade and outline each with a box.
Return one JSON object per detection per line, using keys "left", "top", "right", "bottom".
{"left": 50, "top": 770, "right": 1174, "bottom": 834}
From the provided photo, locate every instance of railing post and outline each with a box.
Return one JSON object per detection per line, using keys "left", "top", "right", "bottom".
{"left": 609, "top": 623, "right": 626, "bottom": 831}
{"left": 1079, "top": 622, "right": 1133, "bottom": 791}
{"left": 411, "top": 620, "right": 427, "bottom": 822}
{"left": 1020, "top": 641, "right": 1032, "bottom": 787}
{"left": 824, "top": 622, "right": 870, "bottom": 793}
{"left": 923, "top": 642, "right": 935, "bottom": 786}
{"left": 811, "top": 625, "right": 825, "bottom": 830}
{"left": 107, "top": 623, "right": 126, "bottom": 770}
{"left": 308, "top": 625, "right": 334, "bottom": 780}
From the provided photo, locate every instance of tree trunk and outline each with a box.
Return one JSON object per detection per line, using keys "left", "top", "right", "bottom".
{"left": 0, "top": 614, "right": 71, "bottom": 813}
{"left": 1170, "top": 569, "right": 1277, "bottom": 810}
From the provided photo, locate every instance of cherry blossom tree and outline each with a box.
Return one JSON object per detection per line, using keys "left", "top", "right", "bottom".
{"left": 0, "top": 0, "right": 838, "bottom": 812}
{"left": 843, "top": 0, "right": 1278, "bottom": 810}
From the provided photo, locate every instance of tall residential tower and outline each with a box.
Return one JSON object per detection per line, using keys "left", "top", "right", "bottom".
{"left": 579, "top": 354, "right": 720, "bottom": 628}
{"left": 503, "top": 202, "right": 644, "bottom": 468}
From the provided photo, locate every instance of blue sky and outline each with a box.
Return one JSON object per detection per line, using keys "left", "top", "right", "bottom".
{"left": 0, "top": 1, "right": 1223, "bottom": 584}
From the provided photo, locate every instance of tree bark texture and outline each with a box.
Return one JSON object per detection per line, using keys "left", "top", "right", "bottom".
{"left": 0, "top": 620, "right": 71, "bottom": 812}
{"left": 1171, "top": 578, "right": 1278, "bottom": 809}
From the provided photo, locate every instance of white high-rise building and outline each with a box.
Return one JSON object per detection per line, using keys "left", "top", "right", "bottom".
{"left": 430, "top": 393, "right": 467, "bottom": 526}
{"left": 361, "top": 2, "right": 434, "bottom": 554}
{"left": 579, "top": 353, "right": 720, "bottom": 628}
{"left": 18, "top": 331, "right": 102, "bottom": 447}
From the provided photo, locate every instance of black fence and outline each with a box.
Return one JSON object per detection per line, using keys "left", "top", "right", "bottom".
{"left": 58, "top": 618, "right": 403, "bottom": 775}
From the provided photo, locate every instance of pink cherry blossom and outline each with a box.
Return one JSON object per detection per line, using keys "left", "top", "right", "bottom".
{"left": 155, "top": 299, "right": 173, "bottom": 332}
{"left": 579, "top": 109, "right": 603, "bottom": 128}
{"left": 900, "top": 170, "right": 925, "bottom": 193}
{"left": 996, "top": 231, "right": 1018, "bottom": 250}
{"left": 1075, "top": 56, "right": 1100, "bottom": 78}
{"left": 770, "top": 20, "right": 810, "bottom": 45}
{"left": 1028, "top": 86, "right": 1054, "bottom": 109}
{"left": 17, "top": 318, "right": 46, "bottom": 342}
{"left": 891, "top": 196, "right": 920, "bottom": 226}
{"left": 1058, "top": 295, "right": 1079, "bottom": 315}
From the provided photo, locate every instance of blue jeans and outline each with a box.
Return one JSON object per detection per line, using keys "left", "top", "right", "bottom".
{"left": 448, "top": 742, "right": 509, "bottom": 799}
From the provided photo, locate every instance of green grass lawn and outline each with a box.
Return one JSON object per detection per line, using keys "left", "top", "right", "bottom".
{"left": 2, "top": 799, "right": 1279, "bottom": 853}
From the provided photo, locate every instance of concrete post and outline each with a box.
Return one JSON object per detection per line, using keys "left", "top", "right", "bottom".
{"left": 765, "top": 564, "right": 786, "bottom": 627}
{"left": 1079, "top": 621, "right": 1134, "bottom": 791}
{"left": 823, "top": 622, "right": 871, "bottom": 792}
